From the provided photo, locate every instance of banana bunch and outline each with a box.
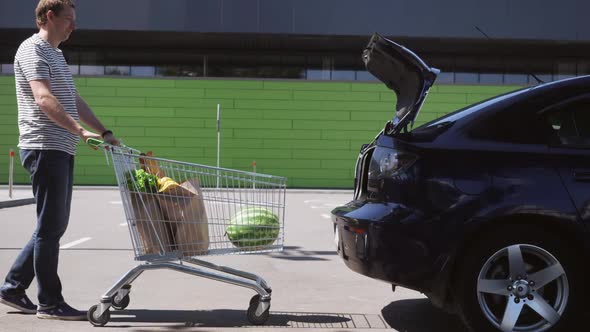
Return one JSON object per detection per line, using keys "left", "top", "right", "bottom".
{"left": 157, "top": 176, "right": 180, "bottom": 193}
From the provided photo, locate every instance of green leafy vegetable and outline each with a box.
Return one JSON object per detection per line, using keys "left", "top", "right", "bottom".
{"left": 126, "top": 169, "right": 159, "bottom": 193}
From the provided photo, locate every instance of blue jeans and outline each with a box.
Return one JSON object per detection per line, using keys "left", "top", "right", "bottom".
{"left": 1, "top": 150, "right": 74, "bottom": 309}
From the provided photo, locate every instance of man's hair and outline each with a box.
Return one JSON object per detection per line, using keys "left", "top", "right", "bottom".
{"left": 35, "top": 0, "right": 76, "bottom": 27}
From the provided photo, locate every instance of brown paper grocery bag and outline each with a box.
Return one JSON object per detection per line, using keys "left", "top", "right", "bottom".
{"left": 157, "top": 178, "right": 210, "bottom": 256}
{"left": 129, "top": 192, "right": 174, "bottom": 255}
{"left": 139, "top": 151, "right": 166, "bottom": 178}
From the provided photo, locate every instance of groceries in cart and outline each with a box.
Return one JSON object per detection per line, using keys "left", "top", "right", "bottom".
{"left": 123, "top": 151, "right": 282, "bottom": 256}
{"left": 86, "top": 140, "right": 286, "bottom": 327}
{"left": 227, "top": 207, "right": 280, "bottom": 249}
{"left": 125, "top": 151, "right": 210, "bottom": 257}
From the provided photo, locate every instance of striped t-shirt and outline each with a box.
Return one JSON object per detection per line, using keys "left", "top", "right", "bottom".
{"left": 15, "top": 33, "right": 79, "bottom": 155}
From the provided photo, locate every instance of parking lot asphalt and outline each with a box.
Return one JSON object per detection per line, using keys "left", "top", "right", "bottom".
{"left": 0, "top": 187, "right": 468, "bottom": 332}
{"left": 0, "top": 186, "right": 35, "bottom": 209}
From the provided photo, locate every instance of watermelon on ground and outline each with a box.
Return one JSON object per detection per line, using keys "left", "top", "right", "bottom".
{"left": 226, "top": 207, "right": 280, "bottom": 249}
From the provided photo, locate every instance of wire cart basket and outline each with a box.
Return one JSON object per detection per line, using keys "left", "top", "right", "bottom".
{"left": 86, "top": 140, "right": 286, "bottom": 327}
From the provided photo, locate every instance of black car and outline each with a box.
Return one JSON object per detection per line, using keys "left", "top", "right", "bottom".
{"left": 331, "top": 34, "right": 590, "bottom": 332}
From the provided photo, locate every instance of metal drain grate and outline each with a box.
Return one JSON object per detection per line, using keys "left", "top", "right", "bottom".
{"left": 252, "top": 312, "right": 389, "bottom": 329}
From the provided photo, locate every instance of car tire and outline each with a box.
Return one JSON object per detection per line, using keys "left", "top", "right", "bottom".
{"left": 455, "top": 225, "right": 584, "bottom": 332}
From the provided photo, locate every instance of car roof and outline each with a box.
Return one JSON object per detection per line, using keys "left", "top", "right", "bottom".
{"left": 422, "top": 75, "right": 590, "bottom": 130}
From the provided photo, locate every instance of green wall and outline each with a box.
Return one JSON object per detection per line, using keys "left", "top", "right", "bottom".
{"left": 0, "top": 75, "right": 520, "bottom": 188}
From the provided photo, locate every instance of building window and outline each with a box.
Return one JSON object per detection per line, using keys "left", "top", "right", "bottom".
{"left": 1, "top": 64, "right": 14, "bottom": 74}
{"left": 504, "top": 74, "right": 528, "bottom": 85}
{"left": 80, "top": 65, "right": 104, "bottom": 76}
{"left": 306, "top": 69, "right": 327, "bottom": 80}
{"left": 331, "top": 69, "right": 356, "bottom": 81}
{"left": 455, "top": 72, "right": 479, "bottom": 84}
{"left": 105, "top": 66, "right": 131, "bottom": 76}
{"left": 69, "top": 64, "right": 79, "bottom": 75}
{"left": 156, "top": 65, "right": 203, "bottom": 77}
{"left": 355, "top": 70, "right": 377, "bottom": 81}
{"left": 479, "top": 73, "right": 503, "bottom": 85}
{"left": 130, "top": 66, "right": 155, "bottom": 77}
{"left": 437, "top": 72, "right": 455, "bottom": 84}
{"left": 306, "top": 56, "right": 332, "bottom": 80}
{"left": 535, "top": 74, "right": 554, "bottom": 83}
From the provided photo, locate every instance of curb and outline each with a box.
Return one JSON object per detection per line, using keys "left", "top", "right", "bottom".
{"left": 0, "top": 198, "right": 35, "bottom": 209}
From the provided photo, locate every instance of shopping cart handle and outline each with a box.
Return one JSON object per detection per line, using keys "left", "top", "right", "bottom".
{"left": 86, "top": 137, "right": 104, "bottom": 147}
{"left": 85, "top": 138, "right": 139, "bottom": 155}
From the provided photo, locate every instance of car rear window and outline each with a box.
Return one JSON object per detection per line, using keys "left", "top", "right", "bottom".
{"left": 417, "top": 87, "right": 531, "bottom": 129}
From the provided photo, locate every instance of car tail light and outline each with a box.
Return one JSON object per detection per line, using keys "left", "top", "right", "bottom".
{"left": 348, "top": 226, "right": 367, "bottom": 235}
{"left": 368, "top": 147, "right": 418, "bottom": 182}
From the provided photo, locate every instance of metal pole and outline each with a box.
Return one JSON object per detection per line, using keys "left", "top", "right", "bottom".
{"left": 9, "top": 149, "right": 14, "bottom": 198}
{"left": 252, "top": 160, "right": 256, "bottom": 189}
{"left": 216, "top": 104, "right": 221, "bottom": 188}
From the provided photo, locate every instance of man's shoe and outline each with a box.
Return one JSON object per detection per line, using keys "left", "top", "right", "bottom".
{"left": 0, "top": 293, "right": 37, "bottom": 314}
{"left": 36, "top": 302, "right": 86, "bottom": 321}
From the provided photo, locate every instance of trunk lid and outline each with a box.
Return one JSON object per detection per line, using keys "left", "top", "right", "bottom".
{"left": 363, "top": 33, "right": 440, "bottom": 134}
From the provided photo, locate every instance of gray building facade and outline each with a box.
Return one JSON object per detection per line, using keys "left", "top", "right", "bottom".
{"left": 1, "top": 0, "right": 589, "bottom": 83}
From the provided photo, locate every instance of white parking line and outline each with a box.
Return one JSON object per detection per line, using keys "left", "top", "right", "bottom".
{"left": 109, "top": 201, "right": 122, "bottom": 205}
{"left": 305, "top": 199, "right": 341, "bottom": 209}
{"left": 119, "top": 222, "right": 127, "bottom": 227}
{"left": 321, "top": 214, "right": 331, "bottom": 219}
{"left": 348, "top": 296, "right": 370, "bottom": 302}
{"left": 60, "top": 237, "right": 92, "bottom": 249}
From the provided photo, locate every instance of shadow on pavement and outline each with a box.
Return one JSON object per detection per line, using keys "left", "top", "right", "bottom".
{"left": 107, "top": 309, "right": 366, "bottom": 329}
{"left": 381, "top": 298, "right": 469, "bottom": 332}
{"left": 268, "top": 246, "right": 337, "bottom": 261}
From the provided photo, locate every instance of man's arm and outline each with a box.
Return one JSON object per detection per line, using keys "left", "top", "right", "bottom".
{"left": 76, "top": 93, "right": 106, "bottom": 133}
{"left": 30, "top": 79, "right": 100, "bottom": 142}
{"left": 76, "top": 93, "right": 119, "bottom": 145}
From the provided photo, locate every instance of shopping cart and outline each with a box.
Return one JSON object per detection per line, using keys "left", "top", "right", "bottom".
{"left": 85, "top": 139, "right": 286, "bottom": 327}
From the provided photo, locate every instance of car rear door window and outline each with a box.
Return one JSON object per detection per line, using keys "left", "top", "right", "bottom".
{"left": 546, "top": 100, "right": 590, "bottom": 147}
{"left": 467, "top": 104, "right": 547, "bottom": 144}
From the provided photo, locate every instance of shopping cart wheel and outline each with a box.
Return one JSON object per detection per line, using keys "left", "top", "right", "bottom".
{"left": 88, "top": 304, "right": 110, "bottom": 327}
{"left": 247, "top": 295, "right": 270, "bottom": 325}
{"left": 111, "top": 294, "right": 130, "bottom": 310}
{"left": 249, "top": 294, "right": 260, "bottom": 306}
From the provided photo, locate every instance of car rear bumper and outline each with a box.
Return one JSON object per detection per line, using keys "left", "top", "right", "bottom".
{"left": 331, "top": 200, "right": 450, "bottom": 293}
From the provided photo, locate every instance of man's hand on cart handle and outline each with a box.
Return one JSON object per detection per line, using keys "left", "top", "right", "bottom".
{"left": 85, "top": 133, "right": 120, "bottom": 150}
{"left": 86, "top": 136, "right": 127, "bottom": 153}
{"left": 102, "top": 130, "right": 121, "bottom": 146}
{"left": 86, "top": 137, "right": 104, "bottom": 148}
{"left": 81, "top": 130, "right": 102, "bottom": 150}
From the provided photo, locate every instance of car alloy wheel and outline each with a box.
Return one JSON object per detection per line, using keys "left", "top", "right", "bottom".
{"left": 476, "top": 244, "right": 568, "bottom": 332}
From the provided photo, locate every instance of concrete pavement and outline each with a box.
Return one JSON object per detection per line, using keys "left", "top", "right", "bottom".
{"left": 0, "top": 186, "right": 35, "bottom": 209}
{"left": 0, "top": 189, "right": 468, "bottom": 332}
